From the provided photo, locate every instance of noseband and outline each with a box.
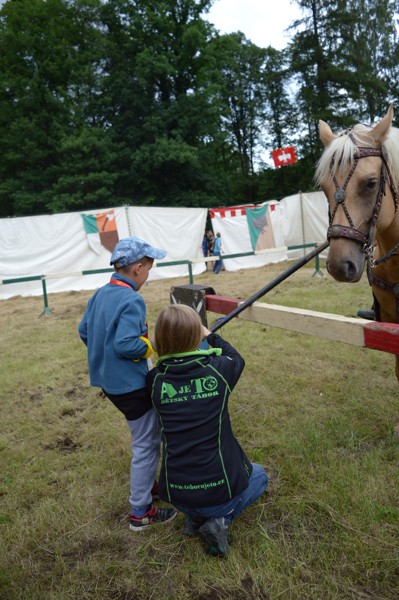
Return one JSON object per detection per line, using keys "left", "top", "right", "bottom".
{"left": 327, "top": 134, "right": 398, "bottom": 267}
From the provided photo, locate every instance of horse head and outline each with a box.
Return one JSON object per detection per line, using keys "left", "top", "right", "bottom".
{"left": 316, "top": 105, "right": 399, "bottom": 283}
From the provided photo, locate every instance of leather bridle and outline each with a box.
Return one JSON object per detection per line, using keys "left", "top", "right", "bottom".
{"left": 326, "top": 133, "right": 399, "bottom": 321}
{"left": 327, "top": 134, "right": 398, "bottom": 269}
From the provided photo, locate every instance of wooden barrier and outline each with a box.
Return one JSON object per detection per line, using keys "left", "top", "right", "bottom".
{"left": 205, "top": 294, "right": 399, "bottom": 355}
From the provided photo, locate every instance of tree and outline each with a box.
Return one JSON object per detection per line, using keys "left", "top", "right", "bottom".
{"left": 344, "top": 0, "right": 399, "bottom": 123}
{"left": 205, "top": 33, "right": 268, "bottom": 201}
{"left": 0, "top": 0, "right": 115, "bottom": 216}
{"left": 100, "top": 0, "right": 226, "bottom": 207}
{"left": 288, "top": 0, "right": 399, "bottom": 148}
{"left": 262, "top": 47, "right": 297, "bottom": 151}
{"left": 2, "top": 0, "right": 398, "bottom": 217}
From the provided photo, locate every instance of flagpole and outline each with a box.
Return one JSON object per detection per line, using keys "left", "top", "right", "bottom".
{"left": 210, "top": 240, "right": 329, "bottom": 333}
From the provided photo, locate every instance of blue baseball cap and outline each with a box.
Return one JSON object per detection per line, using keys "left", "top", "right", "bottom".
{"left": 110, "top": 236, "right": 167, "bottom": 267}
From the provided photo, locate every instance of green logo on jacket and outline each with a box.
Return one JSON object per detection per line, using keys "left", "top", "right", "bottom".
{"left": 160, "top": 376, "right": 218, "bottom": 404}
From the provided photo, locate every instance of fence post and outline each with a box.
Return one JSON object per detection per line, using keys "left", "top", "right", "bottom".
{"left": 40, "top": 278, "right": 53, "bottom": 317}
{"left": 188, "top": 261, "right": 193, "bottom": 285}
{"left": 312, "top": 252, "right": 324, "bottom": 277}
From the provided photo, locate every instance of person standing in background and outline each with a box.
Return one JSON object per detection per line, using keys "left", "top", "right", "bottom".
{"left": 212, "top": 232, "right": 223, "bottom": 274}
{"left": 206, "top": 231, "right": 215, "bottom": 251}
{"left": 202, "top": 231, "right": 209, "bottom": 269}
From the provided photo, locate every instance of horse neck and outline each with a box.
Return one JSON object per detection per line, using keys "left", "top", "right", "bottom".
{"left": 375, "top": 201, "right": 399, "bottom": 282}
{"left": 376, "top": 192, "right": 399, "bottom": 245}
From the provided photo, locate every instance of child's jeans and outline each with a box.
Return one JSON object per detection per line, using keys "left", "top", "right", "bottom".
{"left": 213, "top": 253, "right": 223, "bottom": 274}
{"left": 173, "top": 463, "right": 268, "bottom": 524}
{"left": 127, "top": 408, "right": 160, "bottom": 515}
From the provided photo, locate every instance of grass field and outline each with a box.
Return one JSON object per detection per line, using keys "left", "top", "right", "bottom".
{"left": 1, "top": 260, "right": 398, "bottom": 600}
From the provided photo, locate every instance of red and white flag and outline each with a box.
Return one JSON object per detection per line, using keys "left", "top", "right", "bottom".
{"left": 271, "top": 146, "right": 297, "bottom": 168}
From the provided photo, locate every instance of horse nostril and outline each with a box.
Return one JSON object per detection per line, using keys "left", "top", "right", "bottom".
{"left": 326, "top": 258, "right": 363, "bottom": 282}
{"left": 346, "top": 260, "right": 358, "bottom": 279}
{"left": 344, "top": 259, "right": 364, "bottom": 282}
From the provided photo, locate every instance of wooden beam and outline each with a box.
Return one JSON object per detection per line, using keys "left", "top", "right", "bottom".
{"left": 238, "top": 302, "right": 366, "bottom": 346}
{"left": 206, "top": 294, "right": 241, "bottom": 315}
{"left": 206, "top": 296, "right": 399, "bottom": 355}
{"left": 364, "top": 322, "right": 399, "bottom": 354}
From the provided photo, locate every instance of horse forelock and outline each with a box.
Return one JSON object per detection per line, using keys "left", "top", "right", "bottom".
{"left": 315, "top": 123, "right": 399, "bottom": 189}
{"left": 315, "top": 130, "right": 358, "bottom": 185}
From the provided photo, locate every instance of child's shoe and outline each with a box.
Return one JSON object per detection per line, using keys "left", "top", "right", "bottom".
{"left": 182, "top": 515, "right": 205, "bottom": 537}
{"left": 198, "top": 517, "right": 230, "bottom": 557}
{"left": 129, "top": 505, "right": 177, "bottom": 531}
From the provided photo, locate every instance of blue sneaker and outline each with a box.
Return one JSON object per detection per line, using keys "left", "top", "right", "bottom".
{"left": 129, "top": 505, "right": 177, "bottom": 531}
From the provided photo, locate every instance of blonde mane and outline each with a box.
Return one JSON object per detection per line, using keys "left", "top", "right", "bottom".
{"left": 315, "top": 122, "right": 399, "bottom": 187}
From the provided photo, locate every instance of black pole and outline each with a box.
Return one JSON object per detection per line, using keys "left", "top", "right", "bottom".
{"left": 210, "top": 240, "right": 329, "bottom": 333}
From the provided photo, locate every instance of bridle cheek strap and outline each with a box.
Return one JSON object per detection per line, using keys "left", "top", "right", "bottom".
{"left": 327, "top": 145, "right": 397, "bottom": 252}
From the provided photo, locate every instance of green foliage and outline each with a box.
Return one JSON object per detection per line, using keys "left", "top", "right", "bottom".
{"left": 0, "top": 0, "right": 107, "bottom": 215}
{"left": 289, "top": 0, "right": 399, "bottom": 140}
{"left": 47, "top": 127, "right": 120, "bottom": 212}
{"left": 0, "top": 0, "right": 398, "bottom": 216}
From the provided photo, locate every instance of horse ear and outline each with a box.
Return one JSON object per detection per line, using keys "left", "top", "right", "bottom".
{"left": 371, "top": 104, "right": 394, "bottom": 145}
{"left": 319, "top": 120, "right": 336, "bottom": 147}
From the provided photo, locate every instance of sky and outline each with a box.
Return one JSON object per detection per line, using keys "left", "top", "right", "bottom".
{"left": 207, "top": 0, "right": 302, "bottom": 50}
{"left": 0, "top": 0, "right": 302, "bottom": 49}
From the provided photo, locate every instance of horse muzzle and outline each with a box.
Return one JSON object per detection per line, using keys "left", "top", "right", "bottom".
{"left": 326, "top": 224, "right": 368, "bottom": 281}
{"left": 326, "top": 249, "right": 366, "bottom": 282}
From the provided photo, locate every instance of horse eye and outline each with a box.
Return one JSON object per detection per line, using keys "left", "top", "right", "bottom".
{"left": 365, "top": 178, "right": 378, "bottom": 191}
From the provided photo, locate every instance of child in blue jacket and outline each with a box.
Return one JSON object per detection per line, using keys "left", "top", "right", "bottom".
{"left": 78, "top": 236, "right": 177, "bottom": 531}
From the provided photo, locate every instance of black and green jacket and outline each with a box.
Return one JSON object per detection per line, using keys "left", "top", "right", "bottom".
{"left": 146, "top": 332, "right": 252, "bottom": 508}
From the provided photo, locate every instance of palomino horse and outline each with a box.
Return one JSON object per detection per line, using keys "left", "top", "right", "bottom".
{"left": 315, "top": 104, "right": 399, "bottom": 435}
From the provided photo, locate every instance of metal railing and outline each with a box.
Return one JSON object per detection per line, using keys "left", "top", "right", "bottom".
{"left": 0, "top": 243, "right": 325, "bottom": 316}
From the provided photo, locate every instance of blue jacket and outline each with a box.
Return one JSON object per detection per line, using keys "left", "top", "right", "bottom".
{"left": 78, "top": 273, "right": 151, "bottom": 395}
